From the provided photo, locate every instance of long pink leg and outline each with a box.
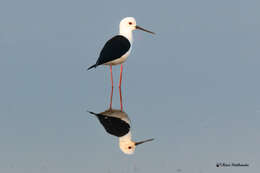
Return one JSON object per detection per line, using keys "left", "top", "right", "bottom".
{"left": 110, "top": 65, "right": 113, "bottom": 88}
{"left": 109, "top": 65, "right": 114, "bottom": 109}
{"left": 119, "top": 86, "right": 123, "bottom": 111}
{"left": 109, "top": 87, "right": 113, "bottom": 110}
{"left": 119, "top": 64, "right": 123, "bottom": 88}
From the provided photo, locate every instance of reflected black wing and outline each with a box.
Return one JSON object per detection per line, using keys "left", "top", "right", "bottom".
{"left": 89, "top": 112, "right": 130, "bottom": 137}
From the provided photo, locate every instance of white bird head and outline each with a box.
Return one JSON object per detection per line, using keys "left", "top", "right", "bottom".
{"left": 119, "top": 133, "right": 154, "bottom": 155}
{"left": 120, "top": 17, "right": 137, "bottom": 32}
{"left": 119, "top": 17, "right": 155, "bottom": 42}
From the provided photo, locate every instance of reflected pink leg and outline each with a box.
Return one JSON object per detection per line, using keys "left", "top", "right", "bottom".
{"left": 119, "top": 64, "right": 123, "bottom": 88}
{"left": 119, "top": 87, "right": 123, "bottom": 111}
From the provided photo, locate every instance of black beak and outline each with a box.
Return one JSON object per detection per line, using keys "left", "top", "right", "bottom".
{"left": 135, "top": 138, "right": 154, "bottom": 146}
{"left": 136, "top": 25, "right": 155, "bottom": 34}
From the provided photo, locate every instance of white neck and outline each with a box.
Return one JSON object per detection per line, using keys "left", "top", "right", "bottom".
{"left": 119, "top": 131, "right": 132, "bottom": 143}
{"left": 119, "top": 28, "right": 133, "bottom": 43}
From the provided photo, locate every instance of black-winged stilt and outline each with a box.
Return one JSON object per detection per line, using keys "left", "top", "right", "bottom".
{"left": 88, "top": 17, "right": 155, "bottom": 88}
{"left": 88, "top": 109, "right": 154, "bottom": 155}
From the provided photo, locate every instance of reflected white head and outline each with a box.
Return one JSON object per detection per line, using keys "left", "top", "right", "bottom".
{"left": 119, "top": 132, "right": 154, "bottom": 155}
{"left": 119, "top": 17, "right": 155, "bottom": 43}
{"left": 119, "top": 139, "right": 136, "bottom": 155}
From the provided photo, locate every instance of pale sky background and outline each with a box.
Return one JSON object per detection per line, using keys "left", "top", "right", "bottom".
{"left": 0, "top": 0, "right": 260, "bottom": 173}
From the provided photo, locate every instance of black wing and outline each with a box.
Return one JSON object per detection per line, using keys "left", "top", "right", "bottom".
{"left": 89, "top": 112, "right": 130, "bottom": 137}
{"left": 97, "top": 35, "right": 130, "bottom": 65}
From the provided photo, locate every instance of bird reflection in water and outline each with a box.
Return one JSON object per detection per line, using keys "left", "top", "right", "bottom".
{"left": 88, "top": 88, "right": 154, "bottom": 155}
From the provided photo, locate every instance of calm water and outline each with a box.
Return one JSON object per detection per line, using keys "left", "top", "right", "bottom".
{"left": 0, "top": 0, "right": 259, "bottom": 173}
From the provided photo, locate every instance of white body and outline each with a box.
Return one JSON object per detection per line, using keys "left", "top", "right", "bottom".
{"left": 105, "top": 17, "right": 135, "bottom": 66}
{"left": 104, "top": 49, "right": 131, "bottom": 65}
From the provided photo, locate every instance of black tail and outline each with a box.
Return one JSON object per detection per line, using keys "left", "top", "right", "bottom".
{"left": 87, "top": 64, "right": 97, "bottom": 70}
{"left": 88, "top": 111, "right": 97, "bottom": 116}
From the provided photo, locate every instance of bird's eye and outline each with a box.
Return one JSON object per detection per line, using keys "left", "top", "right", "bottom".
{"left": 128, "top": 146, "right": 132, "bottom": 149}
{"left": 128, "top": 22, "right": 132, "bottom": 25}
